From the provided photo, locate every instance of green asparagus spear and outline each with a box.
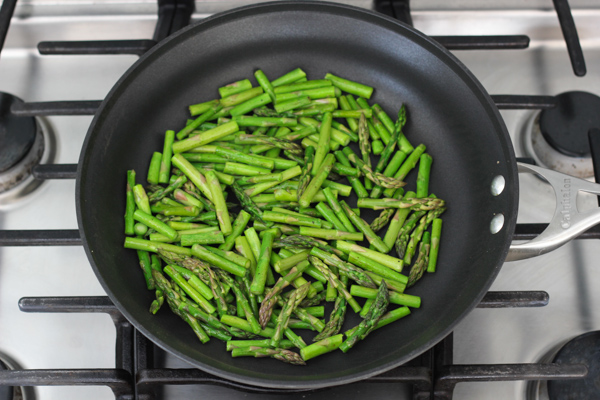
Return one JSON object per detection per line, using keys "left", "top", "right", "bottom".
{"left": 250, "top": 228, "right": 278, "bottom": 295}
{"left": 271, "top": 282, "right": 310, "bottom": 347}
{"left": 339, "top": 282, "right": 389, "bottom": 352}
{"left": 231, "top": 346, "right": 305, "bottom": 365}
{"left": 427, "top": 218, "right": 443, "bottom": 273}
{"left": 300, "top": 334, "right": 344, "bottom": 361}
{"left": 124, "top": 170, "right": 136, "bottom": 235}
{"left": 309, "top": 256, "right": 361, "bottom": 313}
{"left": 407, "top": 231, "right": 431, "bottom": 287}
{"left": 416, "top": 153, "right": 433, "bottom": 198}
{"left": 309, "top": 247, "right": 376, "bottom": 288}
{"left": 231, "top": 181, "right": 269, "bottom": 226}
{"left": 340, "top": 200, "right": 389, "bottom": 253}
{"left": 158, "top": 130, "right": 175, "bottom": 184}
{"left": 296, "top": 145, "right": 314, "bottom": 200}
{"left": 259, "top": 260, "right": 310, "bottom": 327}
{"left": 342, "top": 147, "right": 405, "bottom": 189}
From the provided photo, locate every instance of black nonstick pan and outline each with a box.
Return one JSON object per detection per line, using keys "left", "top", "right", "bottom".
{"left": 76, "top": 1, "right": 520, "bottom": 389}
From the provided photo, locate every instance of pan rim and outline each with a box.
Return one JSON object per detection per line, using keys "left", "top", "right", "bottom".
{"left": 76, "top": 0, "right": 519, "bottom": 389}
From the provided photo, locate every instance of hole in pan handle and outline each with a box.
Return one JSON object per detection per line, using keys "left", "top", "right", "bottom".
{"left": 506, "top": 162, "right": 600, "bottom": 261}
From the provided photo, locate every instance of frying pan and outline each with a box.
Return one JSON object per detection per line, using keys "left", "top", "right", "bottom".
{"left": 76, "top": 1, "right": 519, "bottom": 389}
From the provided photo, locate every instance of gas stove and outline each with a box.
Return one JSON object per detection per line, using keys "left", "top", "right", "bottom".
{"left": 0, "top": 1, "right": 599, "bottom": 399}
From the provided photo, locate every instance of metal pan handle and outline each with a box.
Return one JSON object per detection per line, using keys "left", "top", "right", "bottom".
{"left": 506, "top": 162, "right": 600, "bottom": 262}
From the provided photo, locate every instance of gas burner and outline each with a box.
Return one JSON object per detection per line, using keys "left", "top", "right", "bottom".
{"left": 0, "top": 92, "right": 54, "bottom": 208}
{"left": 521, "top": 91, "right": 600, "bottom": 179}
{"left": 527, "top": 331, "right": 599, "bottom": 400}
{"left": 0, "top": 351, "right": 35, "bottom": 400}
{"left": 546, "top": 331, "right": 599, "bottom": 400}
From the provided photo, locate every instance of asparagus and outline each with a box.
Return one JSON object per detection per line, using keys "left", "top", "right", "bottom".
{"left": 345, "top": 306, "right": 411, "bottom": 337}
{"left": 339, "top": 282, "right": 389, "bottom": 352}
{"left": 133, "top": 210, "right": 178, "bottom": 241}
{"left": 374, "top": 105, "right": 406, "bottom": 174}
{"left": 357, "top": 197, "right": 445, "bottom": 211}
{"left": 171, "top": 154, "right": 214, "bottom": 201}
{"left": 124, "top": 68, "right": 450, "bottom": 365}
{"left": 276, "top": 297, "right": 325, "bottom": 332}
{"left": 173, "top": 120, "right": 239, "bottom": 153}
{"left": 124, "top": 170, "right": 136, "bottom": 235}
{"left": 342, "top": 147, "right": 406, "bottom": 189}
{"left": 132, "top": 184, "right": 152, "bottom": 214}
{"left": 312, "top": 112, "right": 332, "bottom": 173}
{"left": 273, "top": 250, "right": 310, "bottom": 273}
{"left": 158, "top": 130, "right": 175, "bottom": 184}
{"left": 226, "top": 338, "right": 294, "bottom": 351}
{"left": 350, "top": 285, "right": 421, "bottom": 308}
{"left": 158, "top": 249, "right": 229, "bottom": 317}
{"left": 322, "top": 187, "right": 356, "bottom": 233}
{"left": 271, "top": 282, "right": 310, "bottom": 347}
{"left": 149, "top": 289, "right": 164, "bottom": 314}
{"left": 273, "top": 234, "right": 346, "bottom": 260}
{"left": 231, "top": 181, "right": 269, "bottom": 226}
{"left": 324, "top": 73, "right": 373, "bottom": 99}
{"left": 300, "top": 334, "right": 344, "bottom": 361}
{"left": 407, "top": 231, "right": 431, "bottom": 287}
{"left": 137, "top": 250, "right": 154, "bottom": 290}
{"left": 235, "top": 134, "right": 303, "bottom": 155}
{"left": 382, "top": 143, "right": 426, "bottom": 197}
{"left": 219, "top": 210, "right": 251, "bottom": 251}
{"left": 416, "top": 153, "right": 433, "bottom": 198}
{"left": 215, "top": 269, "right": 262, "bottom": 334}
{"left": 370, "top": 208, "right": 395, "bottom": 233}
{"left": 348, "top": 252, "right": 408, "bottom": 285}
{"left": 403, "top": 206, "right": 445, "bottom": 264}
{"left": 163, "top": 265, "right": 216, "bottom": 314}
{"left": 395, "top": 210, "right": 426, "bottom": 259}
{"left": 428, "top": 218, "right": 443, "bottom": 273}
{"left": 190, "top": 244, "right": 247, "bottom": 277}
{"left": 223, "top": 162, "right": 271, "bottom": 177}
{"left": 309, "top": 256, "right": 361, "bottom": 313}
{"left": 296, "top": 145, "right": 314, "bottom": 200}
{"left": 259, "top": 260, "right": 310, "bottom": 327}
{"left": 205, "top": 246, "right": 251, "bottom": 270}
{"left": 382, "top": 191, "right": 416, "bottom": 250}
{"left": 274, "top": 79, "right": 332, "bottom": 94}
{"left": 371, "top": 140, "right": 384, "bottom": 154}
{"left": 271, "top": 68, "right": 306, "bottom": 87}
{"left": 313, "top": 294, "right": 346, "bottom": 341}
{"left": 250, "top": 228, "right": 278, "bottom": 295}
{"left": 340, "top": 200, "right": 389, "bottom": 253}
{"left": 153, "top": 270, "right": 210, "bottom": 343}
{"left": 231, "top": 346, "right": 305, "bottom": 365}
{"left": 357, "top": 114, "right": 372, "bottom": 190}
{"left": 262, "top": 211, "right": 323, "bottom": 228}
{"left": 299, "top": 291, "right": 327, "bottom": 307}
{"left": 298, "top": 227, "right": 363, "bottom": 242}
{"left": 219, "top": 78, "right": 252, "bottom": 98}
{"left": 309, "top": 247, "right": 375, "bottom": 288}
{"left": 254, "top": 70, "right": 275, "bottom": 102}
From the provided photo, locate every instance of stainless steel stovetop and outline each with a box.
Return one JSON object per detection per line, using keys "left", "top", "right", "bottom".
{"left": 1, "top": 1, "right": 599, "bottom": 399}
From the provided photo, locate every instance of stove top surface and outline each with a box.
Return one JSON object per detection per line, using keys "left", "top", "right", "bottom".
{"left": 1, "top": 1, "right": 600, "bottom": 399}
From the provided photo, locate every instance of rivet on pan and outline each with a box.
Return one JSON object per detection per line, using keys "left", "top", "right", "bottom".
{"left": 490, "top": 213, "right": 504, "bottom": 234}
{"left": 491, "top": 175, "right": 505, "bottom": 196}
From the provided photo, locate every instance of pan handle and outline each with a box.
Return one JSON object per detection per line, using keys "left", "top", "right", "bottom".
{"left": 506, "top": 162, "right": 600, "bottom": 261}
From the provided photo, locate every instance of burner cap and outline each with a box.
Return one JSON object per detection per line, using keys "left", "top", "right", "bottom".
{"left": 548, "top": 331, "right": 600, "bottom": 400}
{"left": 0, "top": 92, "right": 37, "bottom": 173}
{"left": 539, "top": 91, "right": 600, "bottom": 157}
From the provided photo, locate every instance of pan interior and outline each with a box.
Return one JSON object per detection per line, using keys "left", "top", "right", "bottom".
{"left": 77, "top": 2, "right": 516, "bottom": 389}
